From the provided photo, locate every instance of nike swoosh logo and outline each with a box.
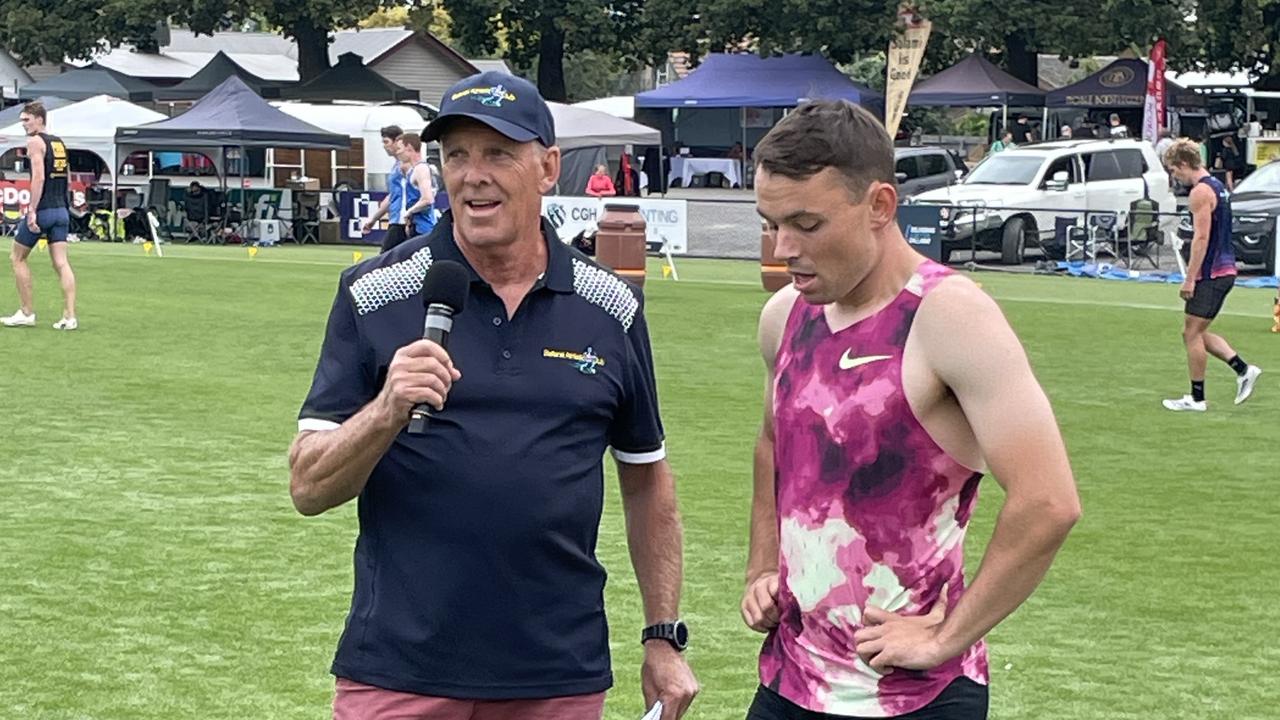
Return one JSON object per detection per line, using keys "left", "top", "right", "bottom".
{"left": 839, "top": 351, "right": 892, "bottom": 370}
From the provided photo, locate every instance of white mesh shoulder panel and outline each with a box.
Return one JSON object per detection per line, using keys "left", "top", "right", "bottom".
{"left": 572, "top": 258, "right": 639, "bottom": 332}
{"left": 348, "top": 247, "right": 434, "bottom": 315}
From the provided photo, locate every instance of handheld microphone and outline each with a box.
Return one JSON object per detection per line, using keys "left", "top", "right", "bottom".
{"left": 407, "top": 260, "right": 469, "bottom": 435}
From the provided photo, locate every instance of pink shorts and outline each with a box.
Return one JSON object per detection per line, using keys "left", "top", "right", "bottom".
{"left": 333, "top": 677, "right": 607, "bottom": 720}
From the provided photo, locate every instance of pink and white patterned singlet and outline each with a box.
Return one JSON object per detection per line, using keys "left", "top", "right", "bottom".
{"left": 761, "top": 260, "right": 990, "bottom": 717}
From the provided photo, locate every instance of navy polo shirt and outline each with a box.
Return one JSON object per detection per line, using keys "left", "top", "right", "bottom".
{"left": 297, "top": 212, "right": 665, "bottom": 699}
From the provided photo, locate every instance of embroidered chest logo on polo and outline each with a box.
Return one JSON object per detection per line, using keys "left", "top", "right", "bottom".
{"left": 544, "top": 347, "right": 606, "bottom": 374}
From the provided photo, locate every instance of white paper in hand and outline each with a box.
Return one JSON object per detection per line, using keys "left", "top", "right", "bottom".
{"left": 640, "top": 700, "right": 663, "bottom": 720}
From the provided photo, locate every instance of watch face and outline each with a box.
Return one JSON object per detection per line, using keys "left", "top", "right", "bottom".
{"left": 674, "top": 622, "right": 689, "bottom": 647}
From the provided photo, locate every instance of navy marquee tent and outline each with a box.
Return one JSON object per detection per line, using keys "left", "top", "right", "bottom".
{"left": 635, "top": 53, "right": 883, "bottom": 108}
{"left": 1046, "top": 58, "right": 1201, "bottom": 108}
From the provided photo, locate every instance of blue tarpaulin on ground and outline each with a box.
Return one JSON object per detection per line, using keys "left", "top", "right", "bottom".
{"left": 1055, "top": 261, "right": 1279, "bottom": 288}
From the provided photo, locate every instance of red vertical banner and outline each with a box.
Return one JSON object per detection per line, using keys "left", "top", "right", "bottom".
{"left": 1143, "top": 39, "right": 1167, "bottom": 142}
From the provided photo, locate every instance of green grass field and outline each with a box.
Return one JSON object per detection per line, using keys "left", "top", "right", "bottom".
{"left": 1, "top": 242, "right": 1277, "bottom": 720}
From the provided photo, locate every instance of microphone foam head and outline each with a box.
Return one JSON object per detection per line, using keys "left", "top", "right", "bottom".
{"left": 421, "top": 260, "right": 469, "bottom": 313}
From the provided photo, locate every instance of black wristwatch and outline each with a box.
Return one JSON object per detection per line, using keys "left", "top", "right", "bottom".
{"left": 641, "top": 620, "right": 689, "bottom": 652}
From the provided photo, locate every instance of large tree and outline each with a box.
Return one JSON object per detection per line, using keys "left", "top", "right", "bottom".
{"left": 1191, "top": 0, "right": 1280, "bottom": 86}
{"left": 183, "top": 0, "right": 396, "bottom": 81}
{"left": 690, "top": 0, "right": 899, "bottom": 65}
{"left": 919, "top": 0, "right": 1199, "bottom": 85}
{"left": 443, "top": 0, "right": 653, "bottom": 102}
{"left": 643, "top": 0, "right": 1197, "bottom": 87}
{"left": 0, "top": 0, "right": 396, "bottom": 82}
{"left": 0, "top": 0, "right": 177, "bottom": 64}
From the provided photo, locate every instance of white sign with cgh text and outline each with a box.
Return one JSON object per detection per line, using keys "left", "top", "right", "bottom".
{"left": 541, "top": 196, "right": 688, "bottom": 254}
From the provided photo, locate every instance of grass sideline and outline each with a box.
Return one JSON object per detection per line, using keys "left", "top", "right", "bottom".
{"left": 1, "top": 241, "right": 1277, "bottom": 719}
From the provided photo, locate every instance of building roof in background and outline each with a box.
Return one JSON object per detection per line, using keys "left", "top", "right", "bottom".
{"left": 67, "top": 27, "right": 464, "bottom": 82}
{"left": 469, "top": 59, "right": 512, "bottom": 76}
{"left": 331, "top": 28, "right": 414, "bottom": 65}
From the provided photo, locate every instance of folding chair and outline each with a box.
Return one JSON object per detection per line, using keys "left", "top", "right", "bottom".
{"left": 182, "top": 188, "right": 216, "bottom": 244}
{"left": 1126, "top": 198, "right": 1162, "bottom": 269}
{"left": 145, "top": 178, "right": 172, "bottom": 244}
{"left": 1, "top": 202, "right": 22, "bottom": 238}
{"left": 292, "top": 191, "right": 321, "bottom": 244}
{"left": 1088, "top": 212, "right": 1121, "bottom": 261}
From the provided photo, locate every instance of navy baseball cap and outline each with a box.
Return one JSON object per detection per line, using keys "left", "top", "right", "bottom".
{"left": 424, "top": 71, "right": 556, "bottom": 147}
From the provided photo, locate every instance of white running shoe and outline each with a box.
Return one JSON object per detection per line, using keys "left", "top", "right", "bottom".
{"left": 52, "top": 317, "right": 78, "bottom": 331}
{"left": 2, "top": 310, "right": 35, "bottom": 327}
{"left": 1235, "top": 365, "right": 1262, "bottom": 405}
{"left": 1163, "top": 395, "right": 1207, "bottom": 412}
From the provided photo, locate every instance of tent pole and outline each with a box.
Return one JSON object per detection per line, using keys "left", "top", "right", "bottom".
{"left": 741, "top": 106, "right": 747, "bottom": 189}
{"left": 240, "top": 144, "right": 247, "bottom": 242}
{"left": 658, "top": 143, "right": 665, "bottom": 197}
{"left": 1042, "top": 106, "right": 1049, "bottom": 140}
{"left": 1002, "top": 104, "right": 1008, "bottom": 137}
{"left": 110, "top": 149, "right": 119, "bottom": 242}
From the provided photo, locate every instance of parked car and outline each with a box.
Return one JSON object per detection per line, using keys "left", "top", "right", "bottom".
{"left": 910, "top": 139, "right": 1176, "bottom": 263}
{"left": 895, "top": 146, "right": 968, "bottom": 199}
{"left": 1176, "top": 159, "right": 1279, "bottom": 275}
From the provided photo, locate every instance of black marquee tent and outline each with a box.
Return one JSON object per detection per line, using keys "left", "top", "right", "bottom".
{"left": 17, "top": 65, "right": 156, "bottom": 102}
{"left": 155, "top": 52, "right": 285, "bottom": 102}
{"left": 1046, "top": 58, "right": 1202, "bottom": 108}
{"left": 909, "top": 54, "right": 1045, "bottom": 107}
{"left": 116, "top": 76, "right": 348, "bottom": 150}
{"left": 281, "top": 52, "right": 419, "bottom": 102}
{"left": 116, "top": 76, "right": 349, "bottom": 218}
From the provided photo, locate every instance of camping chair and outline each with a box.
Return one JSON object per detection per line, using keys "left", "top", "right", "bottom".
{"left": 183, "top": 187, "right": 218, "bottom": 244}
{"left": 1, "top": 202, "right": 22, "bottom": 238}
{"left": 1088, "top": 211, "right": 1121, "bottom": 261}
{"left": 145, "top": 179, "right": 171, "bottom": 214}
{"left": 292, "top": 191, "right": 321, "bottom": 244}
{"left": 145, "top": 178, "right": 172, "bottom": 243}
{"left": 1064, "top": 214, "right": 1091, "bottom": 262}
{"left": 1126, "top": 198, "right": 1163, "bottom": 269}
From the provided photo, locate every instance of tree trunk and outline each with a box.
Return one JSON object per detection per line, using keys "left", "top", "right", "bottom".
{"left": 1004, "top": 32, "right": 1038, "bottom": 87}
{"left": 293, "top": 19, "right": 332, "bottom": 83}
{"left": 537, "top": 20, "right": 567, "bottom": 102}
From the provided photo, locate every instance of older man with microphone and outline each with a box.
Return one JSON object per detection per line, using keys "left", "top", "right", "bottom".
{"left": 288, "top": 71, "right": 697, "bottom": 720}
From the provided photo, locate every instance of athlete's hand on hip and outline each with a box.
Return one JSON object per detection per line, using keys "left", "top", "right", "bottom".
{"left": 376, "top": 338, "right": 461, "bottom": 425}
{"left": 741, "top": 571, "right": 781, "bottom": 633}
{"left": 854, "top": 585, "right": 953, "bottom": 673}
{"left": 26, "top": 214, "right": 39, "bottom": 233}
{"left": 641, "top": 642, "right": 698, "bottom": 720}
{"left": 1180, "top": 278, "right": 1196, "bottom": 301}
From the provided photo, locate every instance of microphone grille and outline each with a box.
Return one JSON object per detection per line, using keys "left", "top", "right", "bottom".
{"left": 421, "top": 260, "right": 469, "bottom": 313}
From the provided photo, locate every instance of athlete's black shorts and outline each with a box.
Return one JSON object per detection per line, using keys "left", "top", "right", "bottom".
{"left": 1185, "top": 274, "right": 1235, "bottom": 320}
{"left": 745, "top": 678, "right": 988, "bottom": 720}
{"left": 379, "top": 223, "right": 408, "bottom": 253}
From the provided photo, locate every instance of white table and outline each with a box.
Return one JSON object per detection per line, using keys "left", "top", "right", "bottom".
{"left": 668, "top": 157, "right": 742, "bottom": 188}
